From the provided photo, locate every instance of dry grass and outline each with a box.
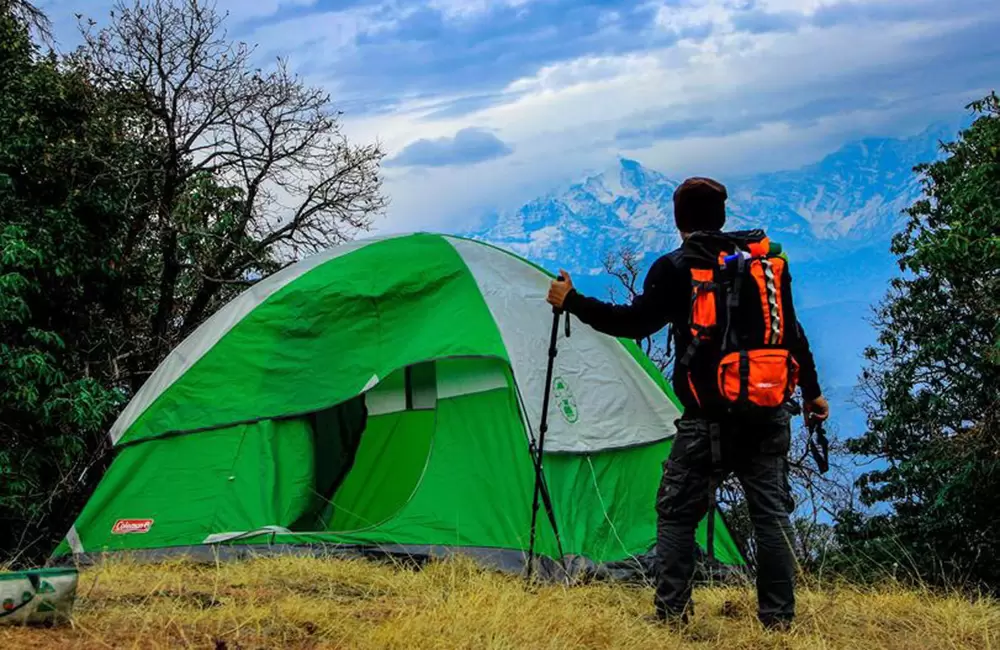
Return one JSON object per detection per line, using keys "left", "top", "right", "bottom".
{"left": 2, "top": 554, "right": 998, "bottom": 649}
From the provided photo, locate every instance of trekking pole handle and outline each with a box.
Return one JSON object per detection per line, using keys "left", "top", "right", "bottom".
{"left": 552, "top": 274, "right": 567, "bottom": 315}
{"left": 554, "top": 274, "right": 572, "bottom": 336}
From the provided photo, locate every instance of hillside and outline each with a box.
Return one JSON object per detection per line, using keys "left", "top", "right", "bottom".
{"left": 3, "top": 556, "right": 997, "bottom": 649}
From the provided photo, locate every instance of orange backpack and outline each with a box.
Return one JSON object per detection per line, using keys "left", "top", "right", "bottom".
{"left": 676, "top": 229, "right": 800, "bottom": 412}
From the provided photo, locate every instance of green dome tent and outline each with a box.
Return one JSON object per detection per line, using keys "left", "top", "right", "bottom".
{"left": 50, "top": 232, "right": 743, "bottom": 577}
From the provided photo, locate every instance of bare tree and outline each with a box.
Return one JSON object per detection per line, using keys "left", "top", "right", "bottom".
{"left": 602, "top": 245, "right": 673, "bottom": 373}
{"left": 719, "top": 416, "right": 858, "bottom": 570}
{"left": 2, "top": 0, "right": 52, "bottom": 44}
{"left": 77, "top": 0, "right": 386, "bottom": 378}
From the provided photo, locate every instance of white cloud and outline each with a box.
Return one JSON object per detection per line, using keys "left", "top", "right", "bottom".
{"left": 214, "top": 0, "right": 319, "bottom": 24}
{"left": 343, "top": 3, "right": 993, "bottom": 234}
{"left": 427, "top": 0, "right": 536, "bottom": 21}
{"left": 39, "top": 0, "right": 321, "bottom": 49}
{"left": 750, "top": 0, "right": 829, "bottom": 12}
{"left": 242, "top": 5, "right": 405, "bottom": 67}
{"left": 651, "top": 0, "right": 730, "bottom": 32}
{"left": 506, "top": 52, "right": 658, "bottom": 95}
{"left": 39, "top": 0, "right": 1000, "bottom": 237}
{"left": 42, "top": 0, "right": 318, "bottom": 25}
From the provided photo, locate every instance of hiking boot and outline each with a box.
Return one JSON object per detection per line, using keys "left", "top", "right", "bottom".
{"left": 759, "top": 615, "right": 793, "bottom": 632}
{"left": 647, "top": 604, "right": 690, "bottom": 629}
{"left": 643, "top": 613, "right": 688, "bottom": 630}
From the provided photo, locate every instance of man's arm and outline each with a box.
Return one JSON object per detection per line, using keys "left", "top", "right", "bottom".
{"left": 789, "top": 320, "right": 821, "bottom": 401}
{"left": 779, "top": 263, "right": 828, "bottom": 418}
{"left": 547, "top": 257, "right": 676, "bottom": 341}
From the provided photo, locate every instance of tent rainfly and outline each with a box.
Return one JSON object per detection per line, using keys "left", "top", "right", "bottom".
{"left": 51, "top": 233, "right": 744, "bottom": 577}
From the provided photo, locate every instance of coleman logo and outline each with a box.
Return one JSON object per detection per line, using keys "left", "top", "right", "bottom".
{"left": 112, "top": 519, "right": 154, "bottom": 534}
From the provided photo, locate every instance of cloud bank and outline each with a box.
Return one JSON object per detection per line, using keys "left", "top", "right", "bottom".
{"left": 43, "top": 0, "right": 1000, "bottom": 233}
{"left": 387, "top": 128, "right": 513, "bottom": 167}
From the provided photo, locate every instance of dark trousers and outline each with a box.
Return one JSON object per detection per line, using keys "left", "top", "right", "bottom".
{"left": 653, "top": 408, "right": 797, "bottom": 625}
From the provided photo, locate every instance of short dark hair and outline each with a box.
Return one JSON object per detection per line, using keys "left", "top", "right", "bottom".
{"left": 673, "top": 177, "right": 727, "bottom": 232}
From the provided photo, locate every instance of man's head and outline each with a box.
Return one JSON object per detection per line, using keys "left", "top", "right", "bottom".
{"left": 673, "top": 176, "right": 727, "bottom": 236}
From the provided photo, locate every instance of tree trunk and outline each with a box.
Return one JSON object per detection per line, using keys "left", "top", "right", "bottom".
{"left": 150, "top": 178, "right": 179, "bottom": 363}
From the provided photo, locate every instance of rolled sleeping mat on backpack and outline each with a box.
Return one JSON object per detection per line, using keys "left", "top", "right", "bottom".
{"left": 0, "top": 567, "right": 78, "bottom": 626}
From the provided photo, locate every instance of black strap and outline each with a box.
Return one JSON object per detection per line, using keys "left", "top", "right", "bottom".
{"left": 738, "top": 350, "right": 750, "bottom": 404}
{"left": 706, "top": 422, "right": 723, "bottom": 563}
{"left": 726, "top": 257, "right": 745, "bottom": 351}
{"left": 785, "top": 353, "right": 795, "bottom": 401}
{"left": 807, "top": 420, "right": 830, "bottom": 474}
{"left": 709, "top": 421, "right": 723, "bottom": 466}
{"left": 678, "top": 331, "right": 704, "bottom": 368}
{"left": 687, "top": 279, "right": 710, "bottom": 326}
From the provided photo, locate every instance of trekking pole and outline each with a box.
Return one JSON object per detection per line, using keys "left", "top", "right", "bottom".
{"left": 793, "top": 397, "right": 830, "bottom": 474}
{"left": 807, "top": 417, "right": 830, "bottom": 474}
{"left": 526, "top": 277, "right": 566, "bottom": 581}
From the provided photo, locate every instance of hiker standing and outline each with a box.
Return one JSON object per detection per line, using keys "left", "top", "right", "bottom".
{"left": 545, "top": 177, "right": 829, "bottom": 630}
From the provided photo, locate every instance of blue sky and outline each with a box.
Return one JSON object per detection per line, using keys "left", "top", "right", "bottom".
{"left": 39, "top": 0, "right": 1000, "bottom": 233}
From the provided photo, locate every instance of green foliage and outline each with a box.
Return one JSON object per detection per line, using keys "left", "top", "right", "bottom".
{"left": 840, "top": 92, "right": 1000, "bottom": 593}
{"left": 0, "top": 12, "right": 159, "bottom": 559}
{"left": 0, "top": 1, "right": 384, "bottom": 565}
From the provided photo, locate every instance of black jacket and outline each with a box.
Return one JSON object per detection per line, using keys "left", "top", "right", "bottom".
{"left": 562, "top": 247, "right": 822, "bottom": 413}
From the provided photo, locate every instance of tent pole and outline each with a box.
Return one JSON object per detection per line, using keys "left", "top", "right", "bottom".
{"left": 526, "top": 300, "right": 564, "bottom": 581}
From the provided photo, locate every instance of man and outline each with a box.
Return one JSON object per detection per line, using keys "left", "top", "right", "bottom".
{"left": 546, "top": 177, "right": 829, "bottom": 630}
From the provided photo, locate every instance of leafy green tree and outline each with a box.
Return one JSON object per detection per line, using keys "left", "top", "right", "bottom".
{"left": 1, "top": 0, "right": 387, "bottom": 565}
{"left": 843, "top": 92, "right": 1000, "bottom": 592}
{"left": 0, "top": 11, "right": 160, "bottom": 561}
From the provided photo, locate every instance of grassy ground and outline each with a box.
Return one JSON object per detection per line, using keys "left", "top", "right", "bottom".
{"left": 2, "top": 555, "right": 998, "bottom": 649}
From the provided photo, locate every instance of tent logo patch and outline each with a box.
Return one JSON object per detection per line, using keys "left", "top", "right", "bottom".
{"left": 552, "top": 376, "right": 579, "bottom": 424}
{"left": 112, "top": 519, "right": 154, "bottom": 535}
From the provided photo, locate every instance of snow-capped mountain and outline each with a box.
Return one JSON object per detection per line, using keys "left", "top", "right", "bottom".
{"left": 729, "top": 123, "right": 955, "bottom": 251}
{"left": 464, "top": 121, "right": 956, "bottom": 276}
{"left": 457, "top": 120, "right": 965, "bottom": 440}
{"left": 470, "top": 158, "right": 682, "bottom": 277}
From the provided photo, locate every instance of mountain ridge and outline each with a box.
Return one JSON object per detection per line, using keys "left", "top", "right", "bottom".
{"left": 462, "top": 120, "right": 959, "bottom": 273}
{"left": 453, "top": 119, "right": 968, "bottom": 442}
